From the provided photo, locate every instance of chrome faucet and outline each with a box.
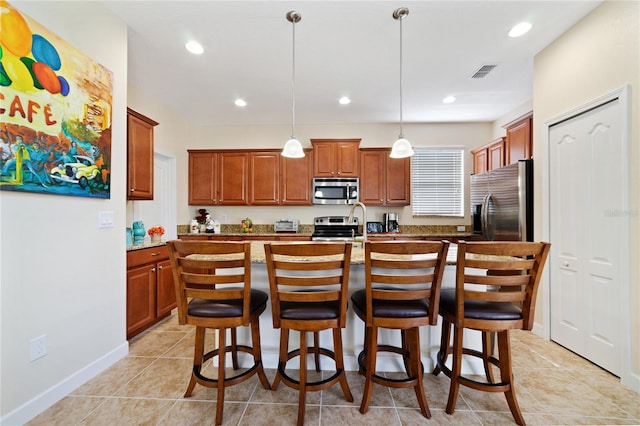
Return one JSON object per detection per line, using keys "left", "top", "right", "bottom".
{"left": 347, "top": 202, "right": 367, "bottom": 242}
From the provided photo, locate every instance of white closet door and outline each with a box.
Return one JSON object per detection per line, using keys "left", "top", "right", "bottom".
{"left": 549, "top": 97, "right": 625, "bottom": 375}
{"left": 136, "top": 153, "right": 177, "bottom": 241}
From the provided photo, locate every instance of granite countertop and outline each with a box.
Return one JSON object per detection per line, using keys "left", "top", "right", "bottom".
{"left": 188, "top": 240, "right": 459, "bottom": 265}
{"left": 175, "top": 231, "right": 477, "bottom": 238}
{"left": 126, "top": 241, "right": 167, "bottom": 251}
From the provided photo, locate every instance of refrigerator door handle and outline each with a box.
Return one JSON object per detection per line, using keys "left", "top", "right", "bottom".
{"left": 481, "top": 193, "right": 494, "bottom": 241}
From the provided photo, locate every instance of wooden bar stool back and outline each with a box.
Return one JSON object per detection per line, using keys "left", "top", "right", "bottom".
{"left": 167, "top": 240, "right": 271, "bottom": 426}
{"left": 433, "top": 240, "right": 551, "bottom": 426}
{"left": 351, "top": 240, "right": 449, "bottom": 418}
{"left": 264, "top": 242, "right": 354, "bottom": 426}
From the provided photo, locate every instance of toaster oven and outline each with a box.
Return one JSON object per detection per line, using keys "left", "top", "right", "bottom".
{"left": 274, "top": 219, "right": 299, "bottom": 233}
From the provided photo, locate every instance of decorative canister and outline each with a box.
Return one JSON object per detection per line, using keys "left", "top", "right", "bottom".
{"left": 132, "top": 221, "right": 145, "bottom": 245}
{"left": 190, "top": 219, "right": 200, "bottom": 233}
{"left": 126, "top": 227, "right": 133, "bottom": 247}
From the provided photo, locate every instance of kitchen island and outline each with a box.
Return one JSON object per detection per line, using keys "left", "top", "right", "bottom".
{"left": 209, "top": 240, "right": 485, "bottom": 375}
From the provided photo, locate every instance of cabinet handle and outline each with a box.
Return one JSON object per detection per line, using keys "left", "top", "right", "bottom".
{"left": 151, "top": 267, "right": 156, "bottom": 272}
{"left": 130, "top": 188, "right": 135, "bottom": 192}
{"left": 563, "top": 261, "right": 569, "bottom": 267}
{"left": 158, "top": 265, "right": 163, "bottom": 270}
{"left": 151, "top": 252, "right": 160, "bottom": 256}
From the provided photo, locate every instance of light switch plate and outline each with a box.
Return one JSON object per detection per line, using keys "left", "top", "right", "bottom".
{"left": 98, "top": 211, "right": 114, "bottom": 228}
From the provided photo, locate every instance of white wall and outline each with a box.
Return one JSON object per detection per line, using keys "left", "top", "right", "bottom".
{"left": 0, "top": 2, "right": 128, "bottom": 424}
{"left": 533, "top": 0, "right": 640, "bottom": 386}
{"left": 185, "top": 122, "right": 492, "bottom": 227}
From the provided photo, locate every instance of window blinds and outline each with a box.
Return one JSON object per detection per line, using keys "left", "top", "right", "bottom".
{"left": 411, "top": 148, "right": 464, "bottom": 217}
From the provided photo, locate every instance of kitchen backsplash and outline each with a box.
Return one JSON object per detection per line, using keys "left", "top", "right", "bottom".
{"left": 177, "top": 224, "right": 471, "bottom": 235}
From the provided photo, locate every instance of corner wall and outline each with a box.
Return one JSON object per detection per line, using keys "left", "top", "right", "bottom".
{"left": 0, "top": 2, "right": 129, "bottom": 423}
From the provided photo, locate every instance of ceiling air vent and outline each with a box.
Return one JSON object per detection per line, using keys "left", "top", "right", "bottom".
{"left": 470, "top": 64, "right": 498, "bottom": 79}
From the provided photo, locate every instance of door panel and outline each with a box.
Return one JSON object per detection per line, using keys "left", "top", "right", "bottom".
{"left": 550, "top": 98, "right": 623, "bottom": 375}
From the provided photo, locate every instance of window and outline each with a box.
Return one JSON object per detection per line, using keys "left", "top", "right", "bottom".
{"left": 411, "top": 148, "right": 463, "bottom": 217}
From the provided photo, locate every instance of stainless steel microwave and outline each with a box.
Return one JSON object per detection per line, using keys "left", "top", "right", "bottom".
{"left": 312, "top": 178, "right": 359, "bottom": 205}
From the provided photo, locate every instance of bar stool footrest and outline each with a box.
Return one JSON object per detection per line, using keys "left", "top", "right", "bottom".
{"left": 193, "top": 345, "right": 264, "bottom": 388}
{"left": 278, "top": 346, "right": 344, "bottom": 391}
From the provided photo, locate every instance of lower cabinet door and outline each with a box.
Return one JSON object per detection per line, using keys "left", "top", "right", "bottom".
{"left": 126, "top": 263, "right": 156, "bottom": 338}
{"left": 156, "top": 259, "right": 176, "bottom": 317}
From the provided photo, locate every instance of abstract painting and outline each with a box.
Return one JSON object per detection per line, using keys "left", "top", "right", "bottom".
{"left": 0, "top": 1, "right": 113, "bottom": 198}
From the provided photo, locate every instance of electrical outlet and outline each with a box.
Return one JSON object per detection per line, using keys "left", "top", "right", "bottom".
{"left": 222, "top": 214, "right": 227, "bottom": 222}
{"left": 457, "top": 225, "right": 466, "bottom": 232}
{"left": 30, "top": 335, "right": 47, "bottom": 361}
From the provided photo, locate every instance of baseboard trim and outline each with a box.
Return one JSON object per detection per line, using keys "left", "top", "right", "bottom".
{"left": 1, "top": 342, "right": 128, "bottom": 426}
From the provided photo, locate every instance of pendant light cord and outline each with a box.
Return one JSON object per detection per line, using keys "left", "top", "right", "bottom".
{"left": 399, "top": 15, "right": 404, "bottom": 138}
{"left": 291, "top": 17, "right": 296, "bottom": 139}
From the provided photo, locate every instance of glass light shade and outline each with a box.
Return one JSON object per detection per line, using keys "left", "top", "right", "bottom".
{"left": 282, "top": 138, "right": 305, "bottom": 158}
{"left": 390, "top": 137, "right": 414, "bottom": 158}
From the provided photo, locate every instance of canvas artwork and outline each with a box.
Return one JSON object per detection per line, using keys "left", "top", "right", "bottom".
{"left": 0, "top": 1, "right": 113, "bottom": 198}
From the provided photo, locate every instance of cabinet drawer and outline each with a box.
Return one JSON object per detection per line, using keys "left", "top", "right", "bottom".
{"left": 127, "top": 245, "right": 169, "bottom": 268}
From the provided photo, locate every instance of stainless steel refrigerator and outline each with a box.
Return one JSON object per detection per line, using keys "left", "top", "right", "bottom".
{"left": 470, "top": 160, "right": 533, "bottom": 241}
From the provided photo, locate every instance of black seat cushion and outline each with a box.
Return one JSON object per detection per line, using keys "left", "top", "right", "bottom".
{"left": 280, "top": 301, "right": 340, "bottom": 321}
{"left": 188, "top": 288, "right": 268, "bottom": 318}
{"left": 351, "top": 288, "right": 430, "bottom": 319}
{"left": 439, "top": 288, "right": 522, "bottom": 321}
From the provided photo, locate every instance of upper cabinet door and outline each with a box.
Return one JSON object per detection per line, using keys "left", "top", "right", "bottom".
{"left": 360, "top": 149, "right": 410, "bottom": 206}
{"left": 188, "top": 151, "right": 217, "bottom": 205}
{"left": 249, "top": 151, "right": 280, "bottom": 205}
{"left": 385, "top": 155, "right": 410, "bottom": 205}
{"left": 218, "top": 152, "right": 248, "bottom": 205}
{"left": 281, "top": 152, "right": 313, "bottom": 205}
{"left": 311, "top": 139, "right": 360, "bottom": 177}
{"left": 488, "top": 137, "right": 505, "bottom": 170}
{"left": 127, "top": 108, "right": 158, "bottom": 200}
{"left": 504, "top": 112, "right": 533, "bottom": 165}
{"left": 359, "top": 150, "right": 385, "bottom": 205}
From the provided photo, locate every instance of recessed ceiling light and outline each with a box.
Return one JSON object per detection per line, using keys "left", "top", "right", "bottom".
{"left": 185, "top": 40, "right": 204, "bottom": 54}
{"left": 338, "top": 96, "right": 351, "bottom": 105}
{"left": 234, "top": 99, "right": 247, "bottom": 107}
{"left": 443, "top": 95, "right": 456, "bottom": 104}
{"left": 508, "top": 22, "right": 532, "bottom": 38}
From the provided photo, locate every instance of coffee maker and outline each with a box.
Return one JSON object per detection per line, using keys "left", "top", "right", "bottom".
{"left": 383, "top": 213, "right": 399, "bottom": 233}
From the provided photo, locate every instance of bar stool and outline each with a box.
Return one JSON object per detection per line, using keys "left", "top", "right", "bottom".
{"left": 433, "top": 241, "right": 551, "bottom": 426}
{"left": 167, "top": 240, "right": 271, "bottom": 426}
{"left": 351, "top": 240, "right": 449, "bottom": 418}
{"left": 264, "top": 242, "right": 354, "bottom": 426}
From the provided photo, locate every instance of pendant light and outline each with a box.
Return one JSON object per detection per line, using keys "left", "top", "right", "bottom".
{"left": 282, "top": 11, "right": 305, "bottom": 158}
{"left": 390, "top": 7, "right": 414, "bottom": 159}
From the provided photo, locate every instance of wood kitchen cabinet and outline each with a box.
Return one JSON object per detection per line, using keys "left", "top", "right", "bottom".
{"left": 127, "top": 108, "right": 158, "bottom": 200}
{"left": 189, "top": 149, "right": 313, "bottom": 206}
{"left": 249, "top": 151, "right": 280, "bottom": 205}
{"left": 246, "top": 150, "right": 314, "bottom": 205}
{"left": 188, "top": 150, "right": 249, "bottom": 205}
{"left": 471, "top": 137, "right": 505, "bottom": 174}
{"left": 281, "top": 151, "right": 313, "bottom": 205}
{"left": 126, "top": 245, "right": 176, "bottom": 339}
{"left": 218, "top": 152, "right": 248, "bottom": 205}
{"left": 359, "top": 149, "right": 410, "bottom": 206}
{"left": 189, "top": 151, "right": 217, "bottom": 205}
{"left": 504, "top": 111, "right": 533, "bottom": 165}
{"left": 310, "top": 139, "right": 360, "bottom": 177}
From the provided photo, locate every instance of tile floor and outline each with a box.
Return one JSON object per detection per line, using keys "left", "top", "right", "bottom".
{"left": 28, "top": 312, "right": 640, "bottom": 425}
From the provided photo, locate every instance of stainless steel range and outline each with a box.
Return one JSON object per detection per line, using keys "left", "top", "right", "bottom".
{"left": 311, "top": 216, "right": 362, "bottom": 241}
